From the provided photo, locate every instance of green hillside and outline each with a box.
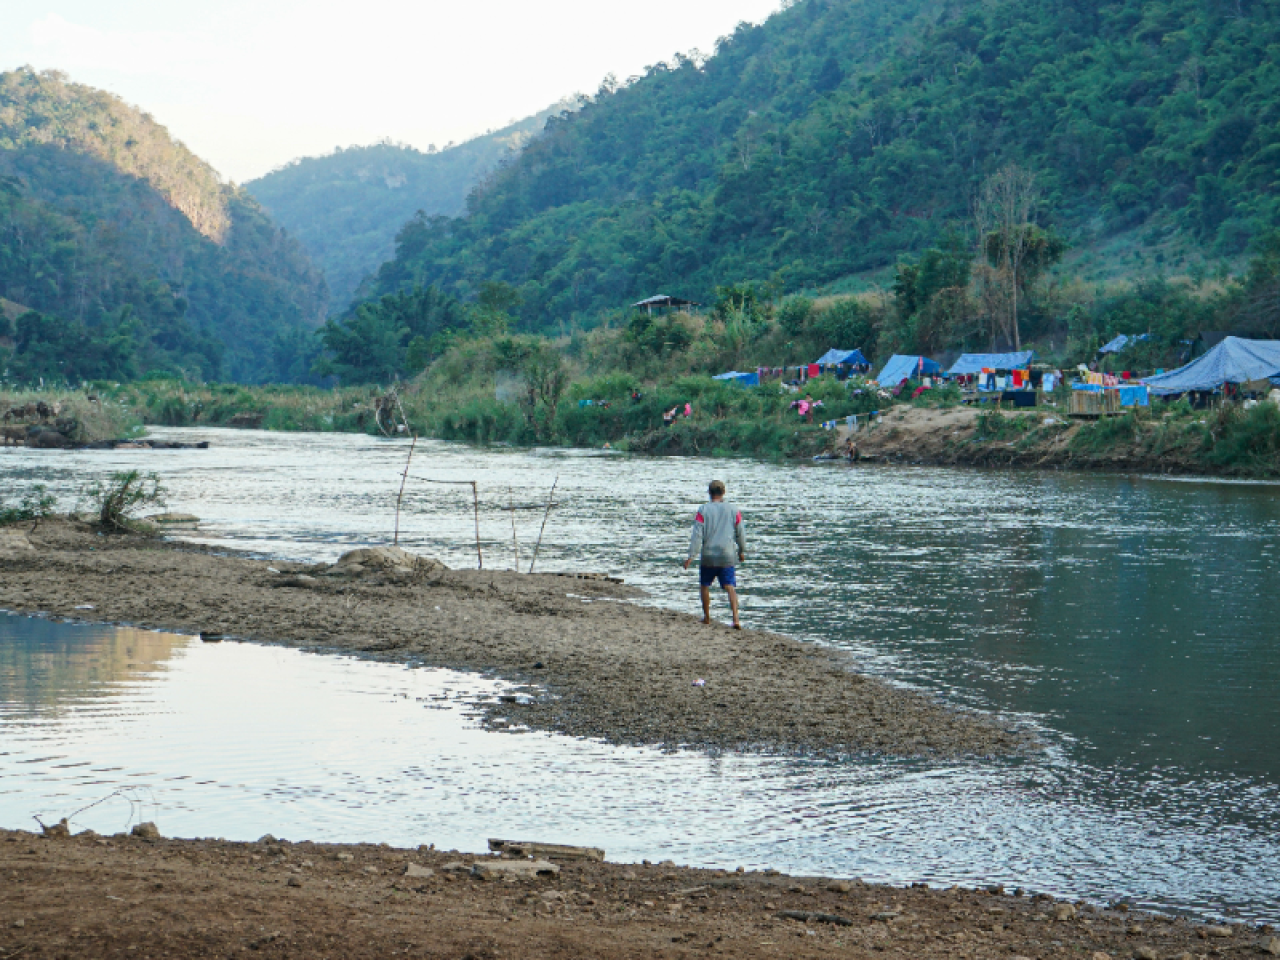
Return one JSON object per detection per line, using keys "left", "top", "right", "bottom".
{"left": 0, "top": 68, "right": 327, "bottom": 384}
{"left": 245, "top": 104, "right": 569, "bottom": 309}
{"left": 364, "top": 0, "right": 1280, "bottom": 339}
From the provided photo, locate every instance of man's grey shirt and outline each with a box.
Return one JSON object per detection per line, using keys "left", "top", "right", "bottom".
{"left": 688, "top": 500, "right": 747, "bottom": 567}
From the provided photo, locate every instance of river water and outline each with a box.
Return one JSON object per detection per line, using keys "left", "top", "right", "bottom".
{"left": 2, "top": 427, "right": 1278, "bottom": 921}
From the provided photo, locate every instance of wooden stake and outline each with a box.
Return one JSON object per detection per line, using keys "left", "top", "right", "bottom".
{"left": 472, "top": 481, "right": 483, "bottom": 569}
{"left": 529, "top": 476, "right": 558, "bottom": 575}
{"left": 393, "top": 434, "right": 417, "bottom": 546}
{"left": 509, "top": 486, "right": 520, "bottom": 573}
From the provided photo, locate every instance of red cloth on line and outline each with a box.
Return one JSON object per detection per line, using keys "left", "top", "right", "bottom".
{"left": 807, "top": 363, "right": 820, "bottom": 378}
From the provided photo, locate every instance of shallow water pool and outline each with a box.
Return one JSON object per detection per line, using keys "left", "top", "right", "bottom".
{"left": 2, "top": 428, "right": 1279, "bottom": 922}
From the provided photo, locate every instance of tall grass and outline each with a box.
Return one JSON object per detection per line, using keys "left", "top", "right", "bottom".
{"left": 0, "top": 388, "right": 141, "bottom": 442}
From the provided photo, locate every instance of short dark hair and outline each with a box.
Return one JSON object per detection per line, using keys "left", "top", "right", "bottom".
{"left": 709, "top": 480, "right": 726, "bottom": 497}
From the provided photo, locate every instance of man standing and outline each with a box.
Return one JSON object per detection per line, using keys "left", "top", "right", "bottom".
{"left": 682, "top": 480, "right": 747, "bottom": 629}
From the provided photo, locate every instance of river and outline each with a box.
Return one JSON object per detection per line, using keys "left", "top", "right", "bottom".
{"left": 2, "top": 427, "right": 1278, "bottom": 922}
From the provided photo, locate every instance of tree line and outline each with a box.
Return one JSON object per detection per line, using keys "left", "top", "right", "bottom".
{"left": 355, "top": 0, "right": 1280, "bottom": 349}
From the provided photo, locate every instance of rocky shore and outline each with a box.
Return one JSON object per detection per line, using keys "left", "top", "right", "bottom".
{"left": 2, "top": 824, "right": 1269, "bottom": 960}
{"left": 0, "top": 519, "right": 1027, "bottom": 758}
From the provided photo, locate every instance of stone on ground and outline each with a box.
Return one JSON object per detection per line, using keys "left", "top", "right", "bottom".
{"left": 323, "top": 546, "right": 447, "bottom": 578}
{"left": 472, "top": 859, "right": 560, "bottom": 880}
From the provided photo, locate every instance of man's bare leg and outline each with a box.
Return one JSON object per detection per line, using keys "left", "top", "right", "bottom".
{"left": 700, "top": 585, "right": 712, "bottom": 624}
{"left": 725, "top": 585, "right": 741, "bottom": 628}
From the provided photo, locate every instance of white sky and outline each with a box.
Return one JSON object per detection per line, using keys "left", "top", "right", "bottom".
{"left": 0, "top": 0, "right": 782, "bottom": 183}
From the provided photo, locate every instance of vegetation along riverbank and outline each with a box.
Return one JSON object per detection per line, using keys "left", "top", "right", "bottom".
{"left": 9, "top": 355, "right": 1280, "bottom": 478}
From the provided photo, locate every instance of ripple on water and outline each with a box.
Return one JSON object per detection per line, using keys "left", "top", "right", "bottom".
{"left": 2, "top": 429, "right": 1280, "bottom": 922}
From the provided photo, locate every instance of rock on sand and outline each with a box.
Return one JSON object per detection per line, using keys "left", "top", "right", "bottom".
{"left": 319, "top": 546, "right": 447, "bottom": 579}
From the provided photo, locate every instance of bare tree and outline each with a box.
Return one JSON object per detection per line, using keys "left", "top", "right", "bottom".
{"left": 974, "top": 164, "right": 1039, "bottom": 351}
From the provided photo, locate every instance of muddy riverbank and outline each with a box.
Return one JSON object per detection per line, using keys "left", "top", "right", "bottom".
{"left": 840, "top": 405, "right": 1255, "bottom": 476}
{"left": 0, "top": 519, "right": 1026, "bottom": 758}
{"left": 2, "top": 824, "right": 1263, "bottom": 960}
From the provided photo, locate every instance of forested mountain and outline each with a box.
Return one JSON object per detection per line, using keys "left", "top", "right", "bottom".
{"left": 365, "top": 0, "right": 1280, "bottom": 330}
{"left": 245, "top": 104, "right": 569, "bottom": 308}
{"left": 0, "top": 68, "right": 327, "bottom": 384}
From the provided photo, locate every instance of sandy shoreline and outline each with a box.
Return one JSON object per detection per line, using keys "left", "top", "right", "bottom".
{"left": 1, "top": 825, "right": 1261, "bottom": 960}
{"left": 0, "top": 519, "right": 1027, "bottom": 759}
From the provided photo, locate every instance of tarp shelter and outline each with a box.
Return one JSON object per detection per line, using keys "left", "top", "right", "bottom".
{"left": 875, "top": 354, "right": 942, "bottom": 385}
{"left": 631, "top": 295, "right": 700, "bottom": 315}
{"left": 1099, "top": 334, "right": 1151, "bottom": 355}
{"left": 1141, "top": 337, "right": 1280, "bottom": 396}
{"left": 814, "top": 348, "right": 869, "bottom": 366}
{"left": 712, "top": 370, "right": 760, "bottom": 387}
{"left": 946, "top": 351, "right": 1036, "bottom": 375}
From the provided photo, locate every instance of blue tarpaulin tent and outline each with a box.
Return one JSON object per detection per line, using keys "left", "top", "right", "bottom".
{"left": 946, "top": 351, "right": 1036, "bottom": 375}
{"left": 814, "top": 348, "right": 869, "bottom": 366}
{"left": 712, "top": 371, "right": 760, "bottom": 387}
{"left": 1099, "top": 334, "right": 1151, "bottom": 355}
{"left": 1142, "top": 337, "right": 1280, "bottom": 395}
{"left": 875, "top": 354, "right": 942, "bottom": 385}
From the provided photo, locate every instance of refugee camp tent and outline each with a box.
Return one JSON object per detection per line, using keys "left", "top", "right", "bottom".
{"left": 712, "top": 370, "right": 760, "bottom": 387}
{"left": 1099, "top": 333, "right": 1151, "bottom": 354}
{"left": 875, "top": 355, "right": 942, "bottom": 385}
{"left": 814, "top": 348, "right": 870, "bottom": 366}
{"left": 946, "top": 351, "right": 1036, "bottom": 375}
{"left": 1141, "top": 337, "right": 1280, "bottom": 396}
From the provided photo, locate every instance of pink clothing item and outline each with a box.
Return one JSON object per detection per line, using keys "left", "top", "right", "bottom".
{"left": 683, "top": 403, "right": 692, "bottom": 417}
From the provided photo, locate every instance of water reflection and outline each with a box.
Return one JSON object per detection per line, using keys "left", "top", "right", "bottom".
{"left": 0, "top": 614, "right": 186, "bottom": 717}
{"left": 2, "top": 429, "right": 1280, "bottom": 920}
{"left": 2, "top": 618, "right": 1278, "bottom": 923}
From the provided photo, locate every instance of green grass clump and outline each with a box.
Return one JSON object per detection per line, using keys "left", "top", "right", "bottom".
{"left": 0, "top": 485, "right": 58, "bottom": 527}
{"left": 82, "top": 470, "right": 167, "bottom": 532}
{"left": 1070, "top": 411, "right": 1141, "bottom": 454}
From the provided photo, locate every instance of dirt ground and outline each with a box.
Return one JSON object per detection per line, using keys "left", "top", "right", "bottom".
{"left": 838, "top": 405, "right": 1204, "bottom": 474}
{"left": 2, "top": 825, "right": 1266, "bottom": 960}
{"left": 0, "top": 519, "right": 1027, "bottom": 758}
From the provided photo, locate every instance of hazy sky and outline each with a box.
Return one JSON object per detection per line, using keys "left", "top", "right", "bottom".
{"left": 0, "top": 0, "right": 782, "bottom": 183}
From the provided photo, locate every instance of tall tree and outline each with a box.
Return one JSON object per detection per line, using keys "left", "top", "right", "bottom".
{"left": 975, "top": 165, "right": 1039, "bottom": 351}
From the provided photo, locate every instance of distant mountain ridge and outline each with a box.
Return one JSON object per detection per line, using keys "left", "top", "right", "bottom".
{"left": 361, "top": 0, "right": 1280, "bottom": 330}
{"left": 0, "top": 67, "right": 230, "bottom": 242}
{"left": 246, "top": 102, "right": 572, "bottom": 308}
{"left": 0, "top": 68, "right": 327, "bottom": 383}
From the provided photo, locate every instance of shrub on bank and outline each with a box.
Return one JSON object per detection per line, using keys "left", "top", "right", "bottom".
{"left": 0, "top": 388, "right": 141, "bottom": 442}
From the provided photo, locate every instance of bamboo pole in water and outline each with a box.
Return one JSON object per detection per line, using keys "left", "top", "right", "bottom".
{"left": 393, "top": 435, "right": 417, "bottom": 546}
{"left": 472, "top": 481, "right": 482, "bottom": 570}
{"left": 509, "top": 487, "right": 520, "bottom": 573}
{"left": 529, "top": 476, "right": 559, "bottom": 575}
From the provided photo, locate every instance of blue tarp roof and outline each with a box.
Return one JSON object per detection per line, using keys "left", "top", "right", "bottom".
{"left": 712, "top": 371, "right": 760, "bottom": 386}
{"left": 876, "top": 354, "right": 942, "bottom": 384}
{"left": 1142, "top": 337, "right": 1280, "bottom": 395}
{"left": 1099, "top": 333, "right": 1151, "bottom": 355}
{"left": 814, "top": 348, "right": 869, "bottom": 366}
{"left": 946, "top": 351, "right": 1036, "bottom": 375}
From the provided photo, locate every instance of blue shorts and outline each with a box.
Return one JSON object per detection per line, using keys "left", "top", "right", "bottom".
{"left": 699, "top": 565, "right": 737, "bottom": 588}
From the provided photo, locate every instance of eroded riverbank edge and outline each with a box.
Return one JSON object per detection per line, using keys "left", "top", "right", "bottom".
{"left": 0, "top": 519, "right": 1030, "bottom": 759}
{"left": 1, "top": 825, "right": 1266, "bottom": 960}
{"left": 837, "top": 405, "right": 1280, "bottom": 478}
